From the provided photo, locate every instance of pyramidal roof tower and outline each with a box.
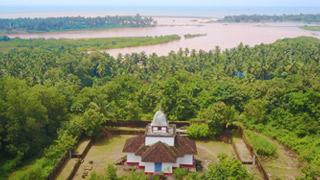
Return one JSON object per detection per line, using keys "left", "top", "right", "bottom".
{"left": 151, "top": 110, "right": 168, "bottom": 127}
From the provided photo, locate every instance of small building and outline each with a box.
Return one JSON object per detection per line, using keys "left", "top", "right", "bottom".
{"left": 122, "top": 110, "right": 197, "bottom": 175}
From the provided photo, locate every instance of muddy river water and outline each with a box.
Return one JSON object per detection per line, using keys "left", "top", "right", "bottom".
{"left": 7, "top": 17, "right": 320, "bottom": 56}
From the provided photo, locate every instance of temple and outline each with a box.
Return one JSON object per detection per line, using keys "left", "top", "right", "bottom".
{"left": 122, "top": 110, "right": 197, "bottom": 175}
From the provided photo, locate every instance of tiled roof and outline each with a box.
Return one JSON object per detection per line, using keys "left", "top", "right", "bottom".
{"left": 122, "top": 135, "right": 145, "bottom": 153}
{"left": 123, "top": 135, "right": 197, "bottom": 163}
{"left": 175, "top": 136, "right": 197, "bottom": 155}
{"left": 141, "top": 141, "right": 177, "bottom": 163}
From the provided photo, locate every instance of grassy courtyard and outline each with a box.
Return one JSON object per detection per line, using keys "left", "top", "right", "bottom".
{"left": 70, "top": 134, "right": 238, "bottom": 179}
{"left": 73, "top": 135, "right": 135, "bottom": 179}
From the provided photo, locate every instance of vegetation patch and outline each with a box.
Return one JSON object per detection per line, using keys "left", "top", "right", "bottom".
{"left": 300, "top": 25, "right": 320, "bottom": 31}
{"left": 0, "top": 14, "right": 156, "bottom": 34}
{"left": 0, "top": 34, "right": 181, "bottom": 52}
{"left": 245, "top": 130, "right": 277, "bottom": 157}
{"left": 222, "top": 14, "right": 320, "bottom": 23}
{"left": 184, "top": 33, "right": 207, "bottom": 39}
{"left": 186, "top": 123, "right": 211, "bottom": 139}
{"left": 1, "top": 36, "right": 320, "bottom": 179}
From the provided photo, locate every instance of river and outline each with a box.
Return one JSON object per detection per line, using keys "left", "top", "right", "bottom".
{"left": 6, "top": 17, "right": 320, "bottom": 56}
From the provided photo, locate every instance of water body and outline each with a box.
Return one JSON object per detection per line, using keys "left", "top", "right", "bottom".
{"left": 5, "top": 17, "right": 319, "bottom": 56}
{"left": 1, "top": 7, "right": 320, "bottom": 56}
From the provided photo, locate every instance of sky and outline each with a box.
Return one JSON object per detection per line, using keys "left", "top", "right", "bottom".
{"left": 1, "top": 0, "right": 320, "bottom": 7}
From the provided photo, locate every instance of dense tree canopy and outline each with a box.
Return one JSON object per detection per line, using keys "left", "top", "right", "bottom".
{"left": 0, "top": 14, "right": 156, "bottom": 34}
{"left": 0, "top": 36, "right": 319, "bottom": 179}
{"left": 222, "top": 14, "right": 320, "bottom": 23}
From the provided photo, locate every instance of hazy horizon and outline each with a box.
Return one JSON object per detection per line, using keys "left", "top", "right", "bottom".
{"left": 1, "top": 6, "right": 319, "bottom": 18}
{"left": 2, "top": 0, "right": 320, "bottom": 7}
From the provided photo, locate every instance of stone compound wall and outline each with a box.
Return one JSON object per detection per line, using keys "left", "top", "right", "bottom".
{"left": 231, "top": 126, "right": 269, "bottom": 180}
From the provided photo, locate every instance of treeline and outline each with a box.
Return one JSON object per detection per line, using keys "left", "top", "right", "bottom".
{"left": 0, "top": 36, "right": 319, "bottom": 179}
{"left": 0, "top": 14, "right": 156, "bottom": 34}
{"left": 222, "top": 14, "right": 320, "bottom": 23}
{"left": 0, "top": 35, "right": 181, "bottom": 52}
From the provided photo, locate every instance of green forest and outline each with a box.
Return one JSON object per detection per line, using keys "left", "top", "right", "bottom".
{"left": 0, "top": 36, "right": 320, "bottom": 179}
{"left": 0, "top": 14, "right": 156, "bottom": 34}
{"left": 0, "top": 35, "right": 180, "bottom": 52}
{"left": 222, "top": 14, "right": 320, "bottom": 23}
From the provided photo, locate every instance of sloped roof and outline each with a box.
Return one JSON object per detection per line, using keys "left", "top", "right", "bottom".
{"left": 122, "top": 135, "right": 145, "bottom": 153}
{"left": 151, "top": 110, "right": 168, "bottom": 127}
{"left": 141, "top": 141, "right": 177, "bottom": 163}
{"left": 175, "top": 136, "right": 197, "bottom": 155}
{"left": 123, "top": 135, "right": 197, "bottom": 163}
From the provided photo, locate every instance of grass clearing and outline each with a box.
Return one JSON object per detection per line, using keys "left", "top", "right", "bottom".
{"left": 253, "top": 132, "right": 302, "bottom": 180}
{"left": 73, "top": 135, "right": 134, "bottom": 179}
{"left": 195, "top": 139, "right": 234, "bottom": 171}
{"left": 7, "top": 153, "right": 43, "bottom": 179}
{"left": 245, "top": 130, "right": 277, "bottom": 157}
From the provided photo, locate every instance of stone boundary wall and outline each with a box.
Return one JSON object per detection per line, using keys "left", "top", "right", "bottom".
{"left": 104, "top": 120, "right": 191, "bottom": 128}
{"left": 46, "top": 150, "right": 69, "bottom": 180}
{"left": 46, "top": 120, "right": 198, "bottom": 180}
{"left": 46, "top": 138, "right": 93, "bottom": 180}
{"left": 67, "top": 159, "right": 81, "bottom": 180}
{"left": 231, "top": 126, "right": 269, "bottom": 180}
{"left": 72, "top": 139, "right": 93, "bottom": 158}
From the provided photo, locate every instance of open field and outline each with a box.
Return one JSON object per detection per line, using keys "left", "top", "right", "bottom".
{"left": 73, "top": 135, "right": 134, "bottom": 179}
{"left": 194, "top": 139, "right": 234, "bottom": 171}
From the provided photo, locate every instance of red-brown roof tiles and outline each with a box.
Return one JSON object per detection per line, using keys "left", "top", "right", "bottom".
{"left": 122, "top": 135, "right": 145, "bottom": 153}
{"left": 123, "top": 135, "right": 197, "bottom": 163}
{"left": 141, "top": 141, "right": 177, "bottom": 163}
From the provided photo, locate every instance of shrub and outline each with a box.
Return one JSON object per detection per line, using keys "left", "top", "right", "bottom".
{"left": 173, "top": 168, "right": 187, "bottom": 180}
{"left": 246, "top": 131, "right": 277, "bottom": 157}
{"left": 186, "top": 123, "right": 211, "bottom": 139}
{"left": 106, "top": 164, "right": 118, "bottom": 180}
{"left": 206, "top": 153, "right": 253, "bottom": 180}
